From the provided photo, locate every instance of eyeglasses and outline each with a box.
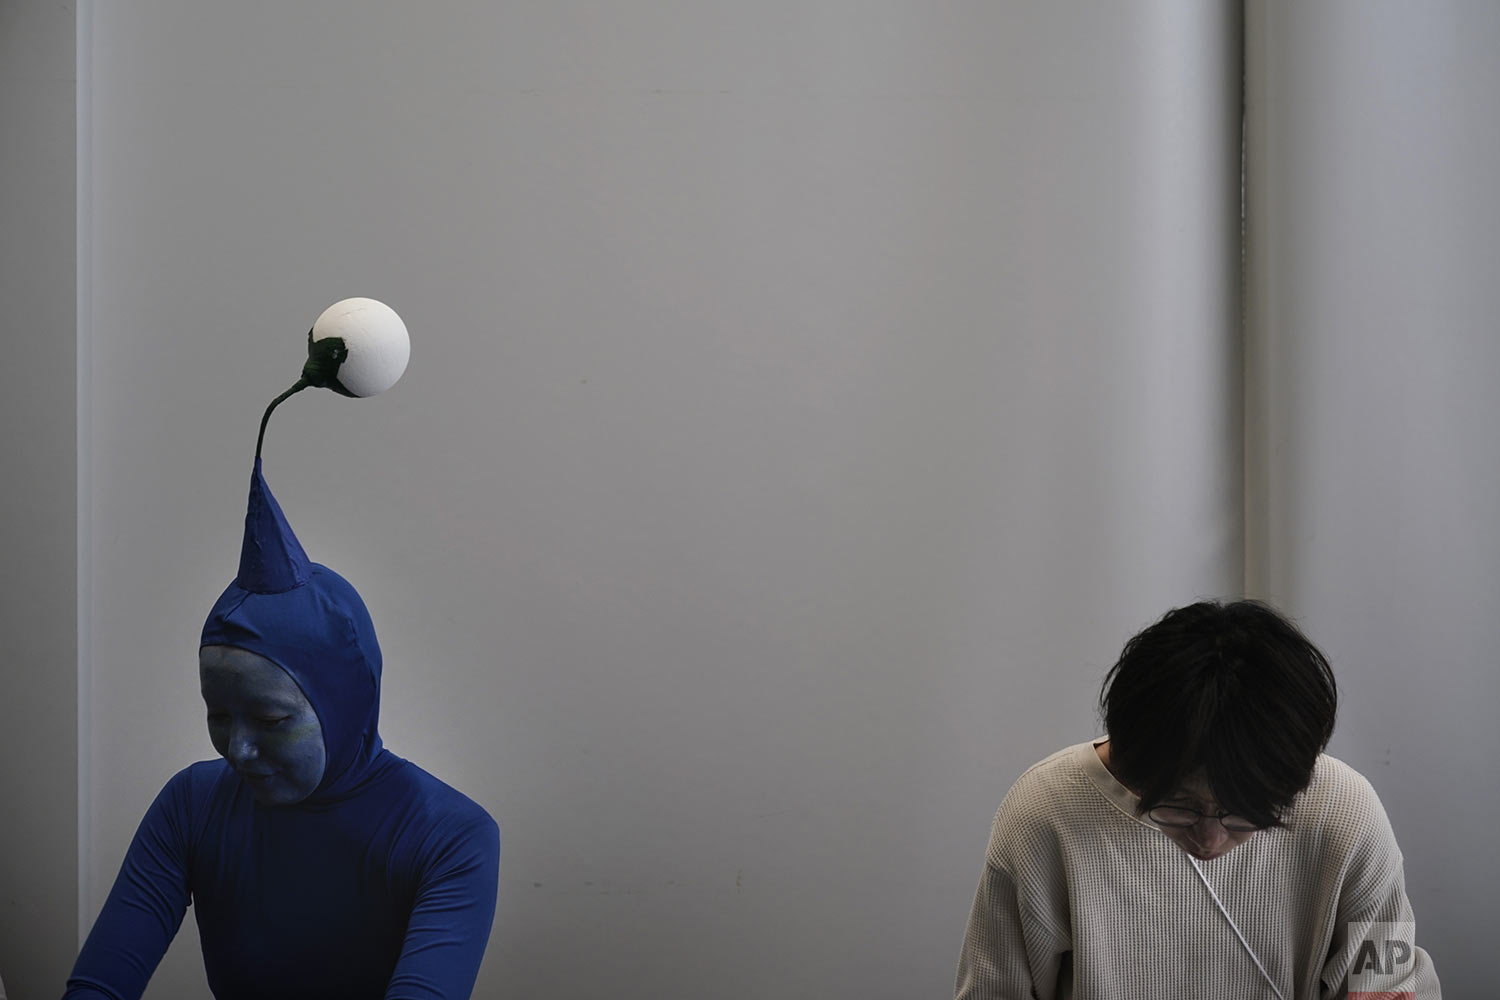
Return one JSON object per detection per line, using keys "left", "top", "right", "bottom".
{"left": 1147, "top": 805, "right": 1261, "bottom": 833}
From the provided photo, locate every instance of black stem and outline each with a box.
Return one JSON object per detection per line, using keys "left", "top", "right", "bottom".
{"left": 255, "top": 379, "right": 309, "bottom": 460}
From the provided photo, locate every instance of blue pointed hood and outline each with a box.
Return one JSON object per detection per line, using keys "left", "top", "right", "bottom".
{"left": 236, "top": 458, "right": 312, "bottom": 593}
{"left": 202, "top": 461, "right": 386, "bottom": 803}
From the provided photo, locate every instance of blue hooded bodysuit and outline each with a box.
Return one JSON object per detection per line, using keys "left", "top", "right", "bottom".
{"left": 65, "top": 462, "right": 500, "bottom": 999}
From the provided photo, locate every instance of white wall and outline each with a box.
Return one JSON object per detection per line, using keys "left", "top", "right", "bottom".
{"left": 1245, "top": 2, "right": 1500, "bottom": 991}
{"left": 79, "top": 3, "right": 1243, "bottom": 997}
{"left": 0, "top": 2, "right": 79, "bottom": 997}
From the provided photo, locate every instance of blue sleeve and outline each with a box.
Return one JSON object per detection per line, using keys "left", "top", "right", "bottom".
{"left": 385, "top": 813, "right": 500, "bottom": 1000}
{"left": 63, "top": 769, "right": 196, "bottom": 1000}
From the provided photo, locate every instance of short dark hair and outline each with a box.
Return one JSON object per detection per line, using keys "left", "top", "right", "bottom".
{"left": 1099, "top": 600, "right": 1338, "bottom": 828}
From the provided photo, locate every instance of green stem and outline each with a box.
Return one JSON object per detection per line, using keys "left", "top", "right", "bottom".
{"left": 255, "top": 379, "right": 309, "bottom": 460}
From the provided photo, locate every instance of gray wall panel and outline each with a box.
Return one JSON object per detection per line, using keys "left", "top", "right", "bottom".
{"left": 78, "top": 3, "right": 1242, "bottom": 997}
{"left": 1246, "top": 2, "right": 1500, "bottom": 992}
{"left": 0, "top": 2, "right": 79, "bottom": 996}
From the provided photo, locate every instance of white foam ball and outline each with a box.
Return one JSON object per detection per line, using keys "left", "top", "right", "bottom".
{"left": 311, "top": 297, "right": 411, "bottom": 397}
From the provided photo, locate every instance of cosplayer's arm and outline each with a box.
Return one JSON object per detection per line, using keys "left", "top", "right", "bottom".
{"left": 1317, "top": 778, "right": 1441, "bottom": 999}
{"left": 954, "top": 858, "right": 1069, "bottom": 1000}
{"left": 63, "top": 770, "right": 194, "bottom": 1000}
{"left": 385, "top": 813, "right": 501, "bottom": 1000}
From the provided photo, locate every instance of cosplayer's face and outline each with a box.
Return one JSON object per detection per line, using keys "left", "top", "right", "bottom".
{"left": 200, "top": 644, "right": 327, "bottom": 806}
{"left": 1153, "top": 773, "right": 1258, "bottom": 862}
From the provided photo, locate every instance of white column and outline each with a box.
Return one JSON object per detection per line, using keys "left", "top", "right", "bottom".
{"left": 1246, "top": 2, "right": 1500, "bottom": 990}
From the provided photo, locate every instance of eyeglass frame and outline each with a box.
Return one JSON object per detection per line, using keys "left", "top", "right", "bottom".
{"left": 1146, "top": 804, "right": 1263, "bottom": 833}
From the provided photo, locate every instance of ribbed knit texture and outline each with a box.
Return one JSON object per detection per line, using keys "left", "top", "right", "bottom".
{"left": 955, "top": 741, "right": 1441, "bottom": 999}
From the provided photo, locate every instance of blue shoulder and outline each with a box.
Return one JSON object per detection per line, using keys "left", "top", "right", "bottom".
{"left": 125, "top": 759, "right": 239, "bottom": 853}
{"left": 149, "top": 759, "right": 233, "bottom": 809}
{"left": 379, "top": 758, "right": 500, "bottom": 849}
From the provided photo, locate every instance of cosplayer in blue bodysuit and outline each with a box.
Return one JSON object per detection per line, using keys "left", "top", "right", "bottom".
{"left": 64, "top": 461, "right": 500, "bottom": 999}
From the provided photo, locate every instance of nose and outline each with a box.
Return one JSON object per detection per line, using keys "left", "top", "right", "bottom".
{"left": 1190, "top": 818, "right": 1230, "bottom": 851}
{"left": 226, "top": 725, "right": 260, "bottom": 768}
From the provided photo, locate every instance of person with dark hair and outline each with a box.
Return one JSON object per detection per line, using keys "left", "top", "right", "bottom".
{"left": 954, "top": 600, "right": 1440, "bottom": 1000}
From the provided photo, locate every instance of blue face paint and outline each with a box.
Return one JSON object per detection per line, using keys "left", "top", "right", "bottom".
{"left": 200, "top": 644, "right": 326, "bottom": 806}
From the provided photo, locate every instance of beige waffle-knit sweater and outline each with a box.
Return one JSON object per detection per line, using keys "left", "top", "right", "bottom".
{"left": 955, "top": 740, "right": 1440, "bottom": 999}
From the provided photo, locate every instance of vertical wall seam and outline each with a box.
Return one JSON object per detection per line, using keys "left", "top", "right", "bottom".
{"left": 1238, "top": 0, "right": 1251, "bottom": 598}
{"left": 75, "top": 0, "right": 94, "bottom": 948}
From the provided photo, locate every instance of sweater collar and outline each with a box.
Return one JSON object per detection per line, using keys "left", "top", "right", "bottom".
{"left": 1077, "top": 737, "right": 1160, "bottom": 830}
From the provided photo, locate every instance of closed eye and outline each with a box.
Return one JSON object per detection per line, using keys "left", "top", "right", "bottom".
{"left": 256, "top": 716, "right": 291, "bottom": 726}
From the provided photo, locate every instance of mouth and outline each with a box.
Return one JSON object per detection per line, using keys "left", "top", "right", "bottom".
{"left": 240, "top": 771, "right": 277, "bottom": 783}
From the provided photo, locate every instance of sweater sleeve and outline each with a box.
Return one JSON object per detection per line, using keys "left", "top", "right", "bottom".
{"left": 62, "top": 770, "right": 195, "bottom": 1000}
{"left": 1316, "top": 775, "right": 1441, "bottom": 1000}
{"left": 955, "top": 857, "right": 1069, "bottom": 1000}
{"left": 385, "top": 812, "right": 500, "bottom": 1000}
